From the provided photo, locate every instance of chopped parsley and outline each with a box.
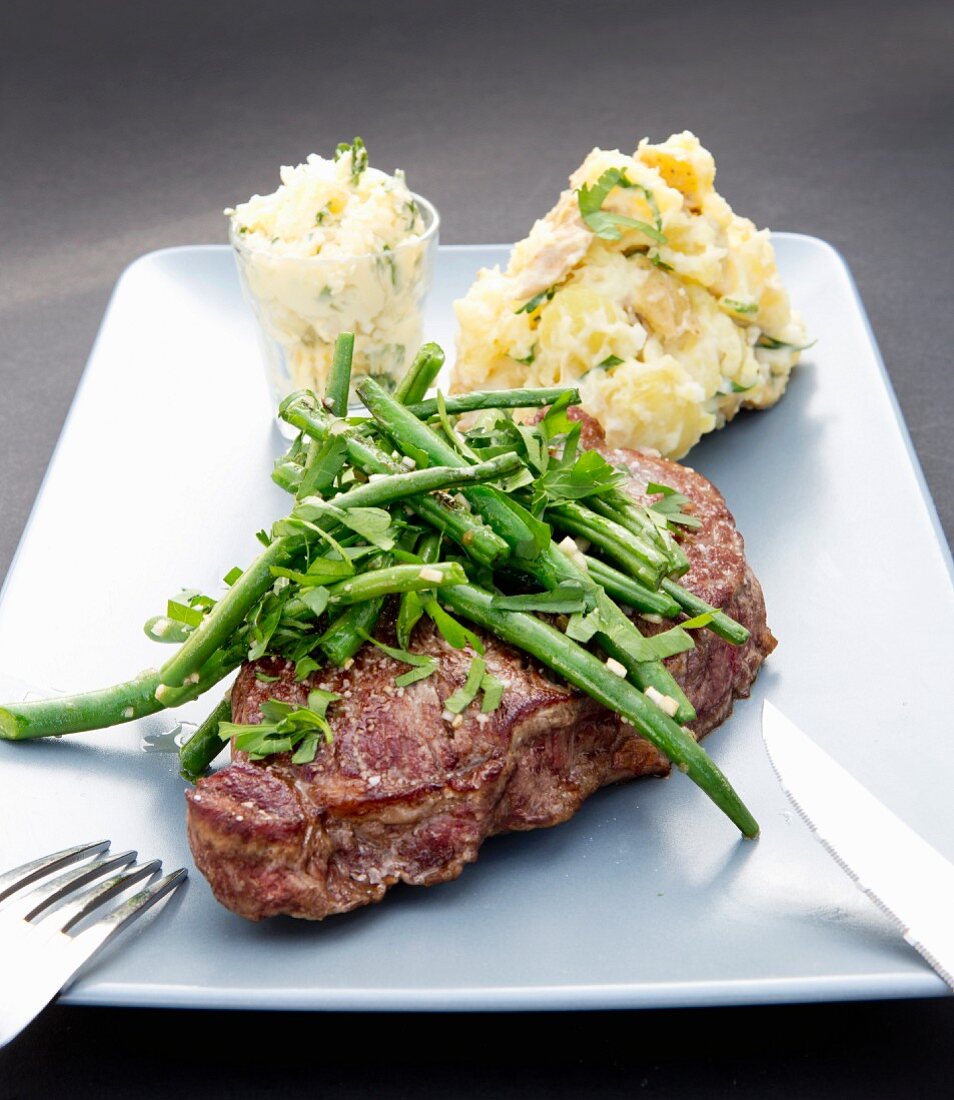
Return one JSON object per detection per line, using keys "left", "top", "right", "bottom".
{"left": 583, "top": 353, "right": 623, "bottom": 375}
{"left": 402, "top": 198, "right": 420, "bottom": 231}
{"left": 166, "top": 599, "right": 205, "bottom": 629}
{"left": 444, "top": 655, "right": 486, "bottom": 714}
{"left": 443, "top": 656, "right": 505, "bottom": 715}
{"left": 757, "top": 334, "right": 816, "bottom": 351}
{"left": 362, "top": 634, "right": 439, "bottom": 688}
{"left": 219, "top": 690, "right": 341, "bottom": 765}
{"left": 334, "top": 137, "right": 369, "bottom": 184}
{"left": 479, "top": 673, "right": 504, "bottom": 713}
{"left": 722, "top": 298, "right": 759, "bottom": 315}
{"left": 515, "top": 286, "right": 556, "bottom": 315}
{"left": 296, "top": 435, "right": 348, "bottom": 501}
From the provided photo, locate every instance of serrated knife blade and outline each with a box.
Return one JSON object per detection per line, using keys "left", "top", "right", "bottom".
{"left": 762, "top": 700, "right": 954, "bottom": 991}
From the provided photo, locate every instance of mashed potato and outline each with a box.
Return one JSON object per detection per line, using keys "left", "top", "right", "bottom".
{"left": 453, "top": 132, "right": 807, "bottom": 458}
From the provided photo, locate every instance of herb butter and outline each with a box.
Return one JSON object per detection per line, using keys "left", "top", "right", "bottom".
{"left": 228, "top": 139, "right": 437, "bottom": 400}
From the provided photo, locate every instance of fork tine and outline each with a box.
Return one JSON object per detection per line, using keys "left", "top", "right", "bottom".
{"left": 67, "top": 868, "right": 187, "bottom": 964}
{"left": 0, "top": 841, "right": 110, "bottom": 904}
{"left": 0, "top": 850, "right": 137, "bottom": 926}
{"left": 37, "top": 859, "right": 162, "bottom": 934}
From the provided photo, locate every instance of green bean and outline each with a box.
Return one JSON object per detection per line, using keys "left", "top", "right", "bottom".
{"left": 318, "top": 598, "right": 386, "bottom": 666}
{"left": 405, "top": 387, "right": 581, "bottom": 419}
{"left": 582, "top": 556, "right": 682, "bottom": 619}
{"left": 324, "top": 562, "right": 466, "bottom": 605}
{"left": 662, "top": 580, "right": 751, "bottom": 646}
{"left": 178, "top": 695, "right": 232, "bottom": 782}
{"left": 1, "top": 642, "right": 244, "bottom": 741}
{"left": 325, "top": 332, "right": 355, "bottom": 417}
{"left": 357, "top": 377, "right": 537, "bottom": 551}
{"left": 439, "top": 581, "right": 758, "bottom": 838}
{"left": 590, "top": 494, "right": 689, "bottom": 576}
{"left": 357, "top": 377, "right": 694, "bottom": 723}
{"left": 594, "top": 628, "right": 695, "bottom": 726}
{"left": 280, "top": 394, "right": 510, "bottom": 566}
{"left": 159, "top": 455, "right": 518, "bottom": 690}
{"left": 394, "top": 342, "right": 445, "bottom": 405}
{"left": 548, "top": 502, "right": 666, "bottom": 588}
{"left": 397, "top": 531, "right": 440, "bottom": 648}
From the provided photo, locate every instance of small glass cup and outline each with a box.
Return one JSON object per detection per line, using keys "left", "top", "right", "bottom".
{"left": 230, "top": 193, "right": 439, "bottom": 423}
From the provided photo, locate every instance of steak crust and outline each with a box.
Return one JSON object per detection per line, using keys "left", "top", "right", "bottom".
{"left": 187, "top": 422, "right": 776, "bottom": 920}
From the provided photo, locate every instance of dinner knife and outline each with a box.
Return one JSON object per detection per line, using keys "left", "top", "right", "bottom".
{"left": 761, "top": 700, "right": 954, "bottom": 991}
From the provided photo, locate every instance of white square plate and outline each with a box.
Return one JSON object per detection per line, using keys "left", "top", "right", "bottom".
{"left": 0, "top": 238, "right": 951, "bottom": 1010}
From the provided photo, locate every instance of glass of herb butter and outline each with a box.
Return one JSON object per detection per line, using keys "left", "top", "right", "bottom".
{"left": 227, "top": 141, "right": 439, "bottom": 417}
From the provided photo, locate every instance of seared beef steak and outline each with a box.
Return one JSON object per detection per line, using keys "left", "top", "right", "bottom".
{"left": 187, "top": 428, "right": 776, "bottom": 920}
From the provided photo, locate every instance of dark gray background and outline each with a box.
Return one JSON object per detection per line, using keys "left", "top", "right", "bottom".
{"left": 1, "top": 0, "right": 952, "bottom": 1095}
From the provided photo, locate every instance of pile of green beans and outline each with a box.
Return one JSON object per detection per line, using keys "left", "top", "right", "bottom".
{"left": 0, "top": 333, "right": 758, "bottom": 837}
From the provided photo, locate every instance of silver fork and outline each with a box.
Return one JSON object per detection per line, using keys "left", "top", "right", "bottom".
{"left": 0, "top": 841, "right": 186, "bottom": 1048}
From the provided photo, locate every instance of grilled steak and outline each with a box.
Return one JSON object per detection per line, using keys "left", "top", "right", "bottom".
{"left": 187, "top": 419, "right": 776, "bottom": 920}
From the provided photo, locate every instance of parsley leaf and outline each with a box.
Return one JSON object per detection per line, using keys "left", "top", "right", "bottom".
{"left": 247, "top": 592, "right": 285, "bottom": 660}
{"left": 566, "top": 605, "right": 603, "bottom": 643}
{"left": 335, "top": 506, "right": 396, "bottom": 549}
{"left": 291, "top": 499, "right": 396, "bottom": 551}
{"left": 270, "top": 557, "right": 355, "bottom": 587}
{"left": 532, "top": 444, "right": 626, "bottom": 511}
{"left": 490, "top": 581, "right": 589, "bottom": 614}
{"left": 578, "top": 167, "right": 667, "bottom": 244}
{"left": 424, "top": 599, "right": 485, "bottom": 653}
{"left": 297, "top": 435, "right": 347, "bottom": 500}
{"left": 294, "top": 655, "right": 321, "bottom": 681}
{"left": 646, "top": 482, "right": 702, "bottom": 531}
{"left": 298, "top": 586, "right": 331, "bottom": 618}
